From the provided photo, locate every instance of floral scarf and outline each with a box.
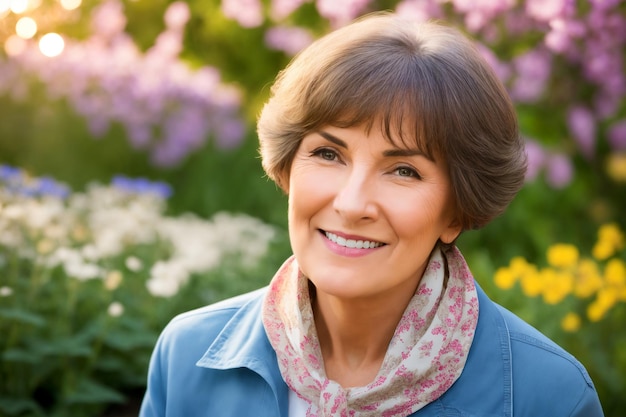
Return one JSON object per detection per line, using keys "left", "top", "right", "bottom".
{"left": 262, "top": 247, "right": 479, "bottom": 417}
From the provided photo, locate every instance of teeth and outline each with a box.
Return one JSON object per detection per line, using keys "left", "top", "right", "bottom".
{"left": 324, "top": 232, "right": 383, "bottom": 249}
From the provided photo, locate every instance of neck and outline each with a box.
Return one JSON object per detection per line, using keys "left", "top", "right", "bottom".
{"left": 312, "top": 289, "right": 414, "bottom": 387}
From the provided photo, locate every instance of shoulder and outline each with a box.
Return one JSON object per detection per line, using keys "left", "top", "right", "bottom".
{"left": 157, "top": 287, "right": 268, "bottom": 354}
{"left": 496, "top": 304, "right": 592, "bottom": 382}
{"left": 495, "top": 303, "right": 603, "bottom": 416}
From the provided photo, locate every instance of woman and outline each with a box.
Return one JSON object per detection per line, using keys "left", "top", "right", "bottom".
{"left": 140, "top": 13, "right": 604, "bottom": 417}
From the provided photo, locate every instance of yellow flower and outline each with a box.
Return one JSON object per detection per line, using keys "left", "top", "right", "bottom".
{"left": 604, "top": 258, "right": 626, "bottom": 288}
{"left": 547, "top": 244, "right": 579, "bottom": 269}
{"left": 596, "top": 287, "right": 618, "bottom": 313}
{"left": 104, "top": 270, "right": 123, "bottom": 291}
{"left": 593, "top": 223, "right": 625, "bottom": 260}
{"left": 510, "top": 256, "right": 532, "bottom": 276}
{"left": 587, "top": 300, "right": 607, "bottom": 322}
{"left": 592, "top": 240, "right": 614, "bottom": 261}
{"left": 520, "top": 266, "right": 544, "bottom": 297}
{"left": 494, "top": 267, "right": 517, "bottom": 289}
{"left": 574, "top": 259, "right": 603, "bottom": 298}
{"left": 561, "top": 312, "right": 581, "bottom": 332}
{"left": 606, "top": 152, "right": 626, "bottom": 182}
{"left": 36, "top": 238, "right": 55, "bottom": 255}
{"left": 542, "top": 269, "right": 574, "bottom": 305}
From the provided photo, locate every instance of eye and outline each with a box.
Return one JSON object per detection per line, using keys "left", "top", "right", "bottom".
{"left": 394, "top": 166, "right": 421, "bottom": 179}
{"left": 311, "top": 148, "right": 339, "bottom": 161}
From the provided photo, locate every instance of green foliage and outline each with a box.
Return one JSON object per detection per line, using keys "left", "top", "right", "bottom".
{"left": 0, "top": 0, "right": 624, "bottom": 415}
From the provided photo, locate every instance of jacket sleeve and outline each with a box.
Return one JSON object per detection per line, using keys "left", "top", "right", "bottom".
{"left": 138, "top": 332, "right": 168, "bottom": 417}
{"left": 569, "top": 384, "right": 604, "bottom": 417}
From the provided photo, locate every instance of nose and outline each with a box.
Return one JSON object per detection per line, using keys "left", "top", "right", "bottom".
{"left": 332, "top": 167, "right": 379, "bottom": 223}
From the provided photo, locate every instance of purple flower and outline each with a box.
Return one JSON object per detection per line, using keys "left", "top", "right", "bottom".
{"left": 264, "top": 26, "right": 314, "bottom": 56}
{"left": 221, "top": 0, "right": 264, "bottom": 28}
{"left": 316, "top": 0, "right": 371, "bottom": 27}
{"left": 607, "top": 120, "right": 626, "bottom": 151}
{"left": 567, "top": 105, "right": 597, "bottom": 159}
{"left": 0, "top": 166, "right": 71, "bottom": 198}
{"left": 395, "top": 0, "right": 443, "bottom": 22}
{"left": 525, "top": 0, "right": 566, "bottom": 22}
{"left": 91, "top": 0, "right": 127, "bottom": 40}
{"left": 270, "top": 0, "right": 309, "bottom": 21}
{"left": 510, "top": 48, "right": 552, "bottom": 102}
{"left": 35, "top": 177, "right": 71, "bottom": 199}
{"left": 164, "top": 1, "right": 191, "bottom": 30}
{"left": 524, "top": 139, "right": 546, "bottom": 182}
{"left": 476, "top": 44, "right": 511, "bottom": 83}
{"left": 545, "top": 153, "right": 574, "bottom": 189}
{"left": 111, "top": 175, "right": 173, "bottom": 199}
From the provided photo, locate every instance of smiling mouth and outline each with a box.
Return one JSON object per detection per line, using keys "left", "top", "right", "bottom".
{"left": 322, "top": 230, "right": 386, "bottom": 249}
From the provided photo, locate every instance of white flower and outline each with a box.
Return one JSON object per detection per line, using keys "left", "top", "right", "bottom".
{"left": 146, "top": 260, "right": 188, "bottom": 297}
{"left": 107, "top": 301, "right": 124, "bottom": 317}
{"left": 65, "top": 261, "right": 102, "bottom": 281}
{"left": 125, "top": 256, "right": 143, "bottom": 272}
{"left": 0, "top": 286, "right": 13, "bottom": 297}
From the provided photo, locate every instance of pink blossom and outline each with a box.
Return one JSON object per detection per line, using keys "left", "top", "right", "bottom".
{"left": 567, "top": 105, "right": 597, "bottom": 158}
{"left": 545, "top": 153, "right": 574, "bottom": 189}
{"left": 607, "top": 120, "right": 626, "bottom": 151}
{"left": 316, "top": 0, "right": 371, "bottom": 27}
{"left": 91, "top": 0, "right": 127, "bottom": 40}
{"left": 164, "top": 1, "right": 191, "bottom": 30}
{"left": 476, "top": 44, "right": 511, "bottom": 82}
{"left": 452, "top": 0, "right": 515, "bottom": 31}
{"left": 545, "top": 26, "right": 572, "bottom": 53}
{"left": 395, "top": 0, "right": 443, "bottom": 23}
{"left": 265, "top": 26, "right": 314, "bottom": 56}
{"left": 221, "top": 0, "right": 264, "bottom": 28}
{"left": 270, "top": 0, "right": 309, "bottom": 21}
{"left": 524, "top": 139, "right": 546, "bottom": 182}
{"left": 510, "top": 48, "right": 552, "bottom": 102}
{"left": 525, "top": 0, "right": 566, "bottom": 22}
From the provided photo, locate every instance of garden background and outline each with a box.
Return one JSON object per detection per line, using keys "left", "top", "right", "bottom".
{"left": 0, "top": 0, "right": 624, "bottom": 416}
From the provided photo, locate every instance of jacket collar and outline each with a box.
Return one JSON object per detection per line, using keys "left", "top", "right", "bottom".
{"left": 195, "top": 283, "right": 513, "bottom": 417}
{"left": 195, "top": 289, "right": 289, "bottom": 414}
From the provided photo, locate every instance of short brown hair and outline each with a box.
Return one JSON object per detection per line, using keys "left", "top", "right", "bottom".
{"left": 257, "top": 12, "right": 527, "bottom": 231}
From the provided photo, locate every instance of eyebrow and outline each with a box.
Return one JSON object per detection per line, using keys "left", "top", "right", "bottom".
{"left": 317, "top": 131, "right": 425, "bottom": 158}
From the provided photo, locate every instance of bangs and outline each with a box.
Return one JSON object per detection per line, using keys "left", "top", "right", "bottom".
{"left": 301, "top": 42, "right": 448, "bottom": 162}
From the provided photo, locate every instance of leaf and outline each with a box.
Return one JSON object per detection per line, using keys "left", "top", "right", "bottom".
{"left": 36, "top": 338, "right": 92, "bottom": 358}
{"left": 64, "top": 378, "right": 125, "bottom": 405}
{"left": 2, "top": 348, "right": 41, "bottom": 364}
{"left": 0, "top": 308, "right": 46, "bottom": 327}
{"left": 104, "top": 330, "right": 157, "bottom": 351}
{"left": 0, "top": 396, "right": 43, "bottom": 416}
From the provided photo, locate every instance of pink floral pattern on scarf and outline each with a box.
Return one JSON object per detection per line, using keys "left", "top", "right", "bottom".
{"left": 262, "top": 247, "right": 479, "bottom": 417}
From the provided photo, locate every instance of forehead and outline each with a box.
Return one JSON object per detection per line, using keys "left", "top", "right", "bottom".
{"left": 328, "top": 109, "right": 440, "bottom": 163}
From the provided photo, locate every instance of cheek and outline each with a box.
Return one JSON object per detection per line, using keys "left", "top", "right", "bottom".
{"left": 386, "top": 189, "right": 449, "bottom": 236}
{"left": 288, "top": 169, "right": 329, "bottom": 223}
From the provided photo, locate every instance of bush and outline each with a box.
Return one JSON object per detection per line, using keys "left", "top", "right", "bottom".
{"left": 0, "top": 167, "right": 289, "bottom": 416}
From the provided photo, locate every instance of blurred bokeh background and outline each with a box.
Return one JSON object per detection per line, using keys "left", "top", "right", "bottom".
{"left": 0, "top": 0, "right": 624, "bottom": 416}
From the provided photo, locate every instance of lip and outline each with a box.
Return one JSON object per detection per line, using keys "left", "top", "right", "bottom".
{"left": 319, "top": 229, "right": 386, "bottom": 258}
{"left": 321, "top": 229, "right": 385, "bottom": 242}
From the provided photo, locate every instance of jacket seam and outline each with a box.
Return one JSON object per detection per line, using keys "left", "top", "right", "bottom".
{"left": 508, "top": 331, "right": 594, "bottom": 388}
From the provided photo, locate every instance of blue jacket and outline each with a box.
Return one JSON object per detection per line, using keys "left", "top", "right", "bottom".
{"left": 139, "top": 283, "right": 604, "bottom": 417}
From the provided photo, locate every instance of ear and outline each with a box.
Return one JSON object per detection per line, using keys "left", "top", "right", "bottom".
{"left": 439, "top": 218, "right": 463, "bottom": 244}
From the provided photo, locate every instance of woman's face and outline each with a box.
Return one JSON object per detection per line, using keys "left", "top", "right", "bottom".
{"left": 287, "top": 124, "right": 461, "bottom": 302}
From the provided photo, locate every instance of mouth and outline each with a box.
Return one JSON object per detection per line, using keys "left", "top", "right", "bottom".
{"left": 321, "top": 230, "right": 386, "bottom": 249}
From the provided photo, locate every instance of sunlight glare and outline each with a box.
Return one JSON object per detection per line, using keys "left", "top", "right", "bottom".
{"left": 60, "top": 0, "right": 81, "bottom": 10}
{"left": 16, "top": 17, "right": 38, "bottom": 39}
{"left": 5, "top": 35, "right": 27, "bottom": 56}
{"left": 9, "top": 0, "right": 28, "bottom": 14}
{"left": 0, "top": 0, "right": 10, "bottom": 13}
{"left": 39, "top": 32, "right": 64, "bottom": 57}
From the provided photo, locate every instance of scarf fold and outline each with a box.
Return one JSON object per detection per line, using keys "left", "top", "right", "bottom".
{"left": 262, "top": 247, "right": 479, "bottom": 417}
